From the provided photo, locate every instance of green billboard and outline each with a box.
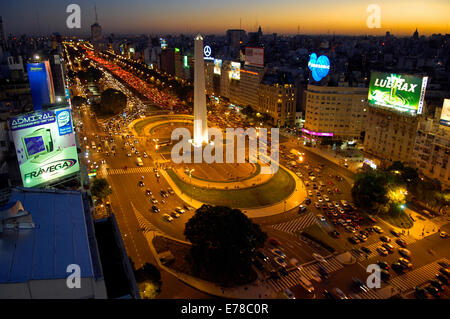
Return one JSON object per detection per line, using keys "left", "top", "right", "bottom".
{"left": 368, "top": 72, "right": 428, "bottom": 116}
{"left": 9, "top": 106, "right": 80, "bottom": 188}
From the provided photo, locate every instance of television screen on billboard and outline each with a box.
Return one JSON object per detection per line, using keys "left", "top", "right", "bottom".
{"left": 245, "top": 47, "right": 264, "bottom": 67}
{"left": 26, "top": 61, "right": 56, "bottom": 110}
{"left": 214, "top": 59, "right": 222, "bottom": 75}
{"left": 440, "top": 99, "right": 450, "bottom": 127}
{"left": 9, "top": 106, "right": 80, "bottom": 188}
{"left": 230, "top": 62, "right": 240, "bottom": 80}
{"left": 368, "top": 72, "right": 428, "bottom": 116}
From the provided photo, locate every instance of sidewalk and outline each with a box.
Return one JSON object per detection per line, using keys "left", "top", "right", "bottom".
{"left": 160, "top": 163, "right": 307, "bottom": 219}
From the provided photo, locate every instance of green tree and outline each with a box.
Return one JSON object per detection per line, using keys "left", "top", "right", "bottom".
{"left": 351, "top": 171, "right": 391, "bottom": 213}
{"left": 90, "top": 178, "right": 112, "bottom": 201}
{"left": 134, "top": 263, "right": 162, "bottom": 299}
{"left": 184, "top": 205, "right": 267, "bottom": 285}
{"left": 93, "top": 88, "right": 127, "bottom": 116}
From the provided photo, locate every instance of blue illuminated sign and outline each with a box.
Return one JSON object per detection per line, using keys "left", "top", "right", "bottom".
{"left": 308, "top": 53, "right": 330, "bottom": 82}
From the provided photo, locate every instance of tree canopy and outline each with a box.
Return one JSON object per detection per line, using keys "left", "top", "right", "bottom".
{"left": 184, "top": 205, "right": 267, "bottom": 285}
{"left": 134, "top": 263, "right": 162, "bottom": 299}
{"left": 90, "top": 178, "right": 112, "bottom": 201}
{"left": 92, "top": 88, "right": 127, "bottom": 116}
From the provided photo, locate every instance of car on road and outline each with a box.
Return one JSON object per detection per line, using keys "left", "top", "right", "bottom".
{"left": 170, "top": 211, "right": 180, "bottom": 219}
{"left": 252, "top": 259, "right": 264, "bottom": 271}
{"left": 145, "top": 189, "right": 152, "bottom": 196}
{"left": 138, "top": 180, "right": 145, "bottom": 187}
{"left": 380, "top": 269, "right": 391, "bottom": 282}
{"left": 313, "top": 253, "right": 327, "bottom": 263}
{"left": 436, "top": 274, "right": 448, "bottom": 285}
{"left": 377, "top": 261, "right": 390, "bottom": 270}
{"left": 298, "top": 276, "right": 314, "bottom": 293}
{"left": 398, "top": 248, "right": 411, "bottom": 259}
{"left": 377, "top": 246, "right": 389, "bottom": 256}
{"left": 323, "top": 290, "right": 336, "bottom": 299}
{"left": 271, "top": 249, "right": 286, "bottom": 259}
{"left": 160, "top": 190, "right": 168, "bottom": 197}
{"left": 167, "top": 187, "right": 175, "bottom": 195}
{"left": 274, "top": 257, "right": 287, "bottom": 268}
{"left": 398, "top": 257, "right": 412, "bottom": 269}
{"left": 396, "top": 239, "right": 407, "bottom": 247}
{"left": 279, "top": 267, "right": 289, "bottom": 276}
{"left": 309, "top": 269, "right": 322, "bottom": 283}
{"left": 356, "top": 234, "right": 367, "bottom": 242}
{"left": 323, "top": 195, "right": 330, "bottom": 202}
{"left": 425, "top": 285, "right": 441, "bottom": 297}
{"left": 317, "top": 214, "right": 326, "bottom": 221}
{"left": 372, "top": 226, "right": 383, "bottom": 234}
{"left": 380, "top": 235, "right": 391, "bottom": 242}
{"left": 162, "top": 214, "right": 173, "bottom": 222}
{"left": 151, "top": 205, "right": 159, "bottom": 213}
{"left": 381, "top": 243, "right": 394, "bottom": 253}
{"left": 361, "top": 247, "right": 371, "bottom": 254}
{"left": 334, "top": 288, "right": 348, "bottom": 299}
{"left": 155, "top": 172, "right": 160, "bottom": 178}
{"left": 299, "top": 205, "right": 307, "bottom": 213}
{"left": 429, "top": 279, "right": 445, "bottom": 291}
{"left": 345, "top": 225, "right": 356, "bottom": 233}
{"left": 308, "top": 190, "right": 313, "bottom": 196}
{"left": 414, "top": 286, "right": 428, "bottom": 299}
{"left": 391, "top": 229, "right": 401, "bottom": 237}
{"left": 284, "top": 288, "right": 295, "bottom": 299}
{"left": 314, "top": 202, "right": 320, "bottom": 209}
{"left": 391, "top": 262, "right": 405, "bottom": 273}
{"left": 348, "top": 236, "right": 360, "bottom": 244}
{"left": 352, "top": 277, "right": 368, "bottom": 292}
{"left": 175, "top": 207, "right": 185, "bottom": 214}
{"left": 151, "top": 198, "right": 158, "bottom": 204}
{"left": 440, "top": 231, "right": 448, "bottom": 238}
{"left": 256, "top": 251, "right": 269, "bottom": 262}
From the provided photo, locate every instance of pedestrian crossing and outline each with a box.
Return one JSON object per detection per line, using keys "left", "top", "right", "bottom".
{"left": 390, "top": 258, "right": 449, "bottom": 293}
{"left": 267, "top": 256, "right": 344, "bottom": 291}
{"left": 349, "top": 235, "right": 416, "bottom": 261}
{"left": 106, "top": 166, "right": 157, "bottom": 175}
{"left": 132, "top": 202, "right": 159, "bottom": 233}
{"left": 271, "top": 212, "right": 318, "bottom": 234}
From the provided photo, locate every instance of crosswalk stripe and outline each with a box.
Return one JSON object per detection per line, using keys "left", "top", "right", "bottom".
{"left": 390, "top": 258, "right": 449, "bottom": 292}
{"left": 105, "top": 166, "right": 157, "bottom": 175}
{"left": 272, "top": 212, "right": 318, "bottom": 234}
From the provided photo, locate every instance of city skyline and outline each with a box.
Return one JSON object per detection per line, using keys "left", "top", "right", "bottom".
{"left": 1, "top": 0, "right": 449, "bottom": 37}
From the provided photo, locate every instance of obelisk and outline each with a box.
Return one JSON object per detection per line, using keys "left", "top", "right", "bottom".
{"left": 193, "top": 34, "right": 208, "bottom": 146}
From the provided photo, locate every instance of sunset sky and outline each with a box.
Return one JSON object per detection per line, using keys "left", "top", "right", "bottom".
{"left": 1, "top": 0, "right": 449, "bottom": 36}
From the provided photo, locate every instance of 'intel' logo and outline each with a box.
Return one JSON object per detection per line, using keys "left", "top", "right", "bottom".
{"left": 308, "top": 53, "right": 330, "bottom": 82}
{"left": 57, "top": 111, "right": 71, "bottom": 127}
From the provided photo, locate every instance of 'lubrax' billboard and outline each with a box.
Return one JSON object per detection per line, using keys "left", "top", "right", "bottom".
{"left": 9, "top": 106, "right": 80, "bottom": 188}
{"left": 368, "top": 72, "right": 428, "bottom": 116}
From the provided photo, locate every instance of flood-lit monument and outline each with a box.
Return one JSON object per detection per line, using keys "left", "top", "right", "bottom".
{"left": 192, "top": 34, "right": 208, "bottom": 146}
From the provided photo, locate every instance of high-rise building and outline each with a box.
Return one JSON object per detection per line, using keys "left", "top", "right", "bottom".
{"left": 239, "top": 67, "right": 265, "bottom": 110}
{"left": 412, "top": 108, "right": 450, "bottom": 188}
{"left": 226, "top": 29, "right": 246, "bottom": 49}
{"left": 303, "top": 85, "right": 368, "bottom": 143}
{"left": 363, "top": 107, "right": 420, "bottom": 167}
{"left": 0, "top": 16, "right": 6, "bottom": 51}
{"left": 258, "top": 71, "right": 297, "bottom": 127}
{"left": 91, "top": 6, "right": 103, "bottom": 51}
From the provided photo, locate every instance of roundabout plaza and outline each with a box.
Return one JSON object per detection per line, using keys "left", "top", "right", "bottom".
{"left": 130, "top": 114, "right": 307, "bottom": 218}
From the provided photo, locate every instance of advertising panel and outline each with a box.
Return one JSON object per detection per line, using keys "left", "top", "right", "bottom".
{"left": 203, "top": 45, "right": 213, "bottom": 61}
{"left": 214, "top": 59, "right": 222, "bottom": 75}
{"left": 230, "top": 61, "right": 241, "bottom": 80}
{"left": 9, "top": 106, "right": 80, "bottom": 188}
{"left": 368, "top": 72, "right": 428, "bottom": 116}
{"left": 26, "top": 61, "right": 56, "bottom": 110}
{"left": 308, "top": 53, "right": 330, "bottom": 82}
{"left": 440, "top": 99, "right": 450, "bottom": 127}
{"left": 245, "top": 47, "right": 264, "bottom": 67}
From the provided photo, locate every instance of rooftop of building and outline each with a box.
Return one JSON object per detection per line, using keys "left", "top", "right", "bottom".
{"left": 0, "top": 187, "right": 102, "bottom": 284}
{"left": 261, "top": 70, "right": 295, "bottom": 86}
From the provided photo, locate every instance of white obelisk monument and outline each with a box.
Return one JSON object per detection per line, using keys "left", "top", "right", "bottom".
{"left": 193, "top": 34, "right": 208, "bottom": 146}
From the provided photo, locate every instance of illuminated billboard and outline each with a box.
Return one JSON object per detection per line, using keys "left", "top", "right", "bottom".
{"left": 214, "top": 59, "right": 222, "bottom": 75}
{"left": 203, "top": 45, "right": 213, "bottom": 61}
{"left": 440, "top": 99, "right": 450, "bottom": 127}
{"left": 27, "top": 61, "right": 56, "bottom": 110}
{"left": 308, "top": 53, "right": 330, "bottom": 82}
{"left": 230, "top": 62, "right": 240, "bottom": 80}
{"left": 245, "top": 47, "right": 264, "bottom": 67}
{"left": 9, "top": 106, "right": 80, "bottom": 188}
{"left": 160, "top": 38, "right": 167, "bottom": 49}
{"left": 368, "top": 72, "right": 428, "bottom": 116}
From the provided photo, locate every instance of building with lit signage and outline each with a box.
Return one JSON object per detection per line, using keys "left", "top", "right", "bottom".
{"left": 363, "top": 71, "right": 428, "bottom": 167}
{"left": 258, "top": 71, "right": 296, "bottom": 127}
{"left": 412, "top": 107, "right": 450, "bottom": 189}
{"left": 303, "top": 85, "right": 368, "bottom": 143}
